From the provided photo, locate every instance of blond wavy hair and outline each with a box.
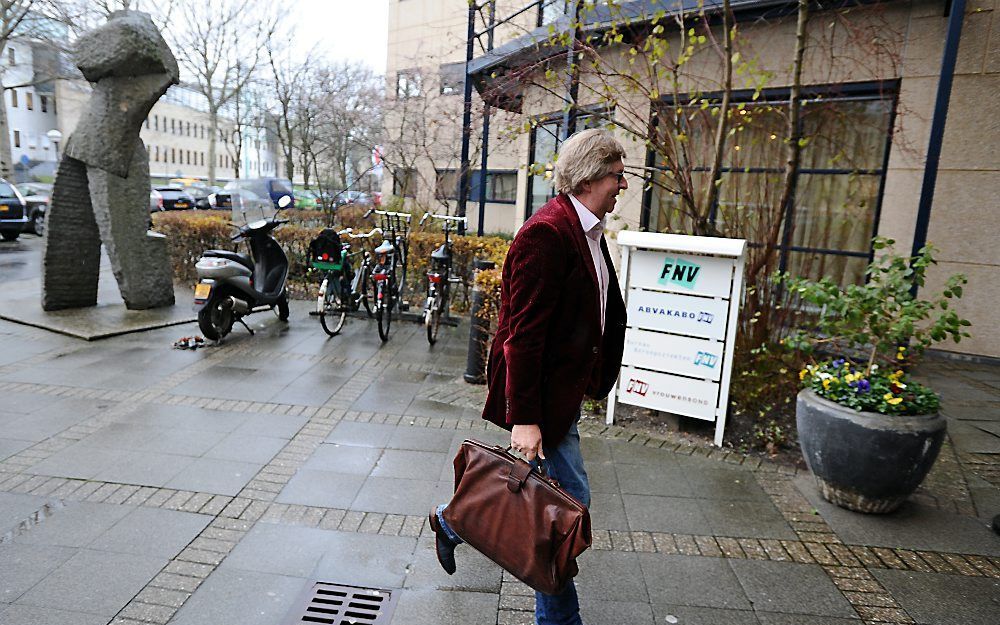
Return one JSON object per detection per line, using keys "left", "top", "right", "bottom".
{"left": 553, "top": 128, "right": 626, "bottom": 195}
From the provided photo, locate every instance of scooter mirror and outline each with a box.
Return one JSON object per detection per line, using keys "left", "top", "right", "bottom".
{"left": 277, "top": 195, "right": 292, "bottom": 209}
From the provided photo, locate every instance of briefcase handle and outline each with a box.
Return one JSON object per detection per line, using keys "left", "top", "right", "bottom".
{"left": 502, "top": 446, "right": 558, "bottom": 492}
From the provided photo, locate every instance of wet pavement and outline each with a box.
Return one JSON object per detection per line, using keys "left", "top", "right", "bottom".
{"left": 0, "top": 234, "right": 998, "bottom": 625}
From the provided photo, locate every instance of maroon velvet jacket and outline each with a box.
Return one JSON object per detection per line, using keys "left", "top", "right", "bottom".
{"left": 482, "top": 193, "right": 627, "bottom": 446}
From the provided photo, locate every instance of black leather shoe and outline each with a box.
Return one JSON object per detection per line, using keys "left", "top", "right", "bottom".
{"left": 428, "top": 511, "right": 457, "bottom": 575}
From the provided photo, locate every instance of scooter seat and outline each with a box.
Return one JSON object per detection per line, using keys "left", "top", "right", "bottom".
{"left": 204, "top": 250, "right": 253, "bottom": 269}
{"left": 374, "top": 240, "right": 394, "bottom": 254}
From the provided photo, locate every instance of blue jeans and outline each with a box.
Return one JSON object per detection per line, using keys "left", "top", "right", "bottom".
{"left": 436, "top": 420, "right": 590, "bottom": 625}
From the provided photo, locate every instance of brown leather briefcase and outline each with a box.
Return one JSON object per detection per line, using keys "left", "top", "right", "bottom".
{"left": 441, "top": 439, "right": 592, "bottom": 595}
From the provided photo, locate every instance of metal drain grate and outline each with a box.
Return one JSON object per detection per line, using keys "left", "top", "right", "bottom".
{"left": 283, "top": 582, "right": 398, "bottom": 625}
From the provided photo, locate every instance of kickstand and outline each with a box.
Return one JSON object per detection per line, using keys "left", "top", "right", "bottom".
{"left": 237, "top": 318, "right": 255, "bottom": 335}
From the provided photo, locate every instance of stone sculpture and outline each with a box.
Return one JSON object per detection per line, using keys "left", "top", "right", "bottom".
{"left": 42, "top": 11, "right": 177, "bottom": 311}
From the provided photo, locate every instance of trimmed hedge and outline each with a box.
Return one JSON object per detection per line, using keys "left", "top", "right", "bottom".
{"left": 151, "top": 211, "right": 510, "bottom": 310}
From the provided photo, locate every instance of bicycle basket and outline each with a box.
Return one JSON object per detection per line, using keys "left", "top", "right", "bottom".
{"left": 309, "top": 229, "right": 344, "bottom": 270}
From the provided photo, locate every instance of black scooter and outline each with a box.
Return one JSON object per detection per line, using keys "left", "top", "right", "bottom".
{"left": 192, "top": 195, "right": 292, "bottom": 341}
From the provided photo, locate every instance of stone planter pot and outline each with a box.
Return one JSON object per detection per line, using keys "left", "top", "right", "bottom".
{"left": 796, "top": 389, "right": 946, "bottom": 514}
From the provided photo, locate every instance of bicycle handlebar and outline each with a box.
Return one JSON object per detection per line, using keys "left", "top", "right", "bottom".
{"left": 337, "top": 227, "right": 353, "bottom": 236}
{"left": 367, "top": 209, "right": 412, "bottom": 222}
{"left": 347, "top": 227, "right": 383, "bottom": 239}
{"left": 420, "top": 212, "right": 467, "bottom": 226}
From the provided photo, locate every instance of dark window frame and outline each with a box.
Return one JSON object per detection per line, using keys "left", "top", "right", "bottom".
{"left": 641, "top": 80, "right": 899, "bottom": 281}
{"left": 395, "top": 69, "right": 422, "bottom": 99}
{"left": 525, "top": 106, "right": 613, "bottom": 219}
{"left": 439, "top": 62, "right": 465, "bottom": 96}
{"left": 393, "top": 167, "right": 418, "bottom": 198}
{"left": 435, "top": 168, "right": 517, "bottom": 204}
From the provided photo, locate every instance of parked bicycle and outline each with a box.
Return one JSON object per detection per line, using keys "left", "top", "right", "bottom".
{"left": 365, "top": 209, "right": 412, "bottom": 342}
{"left": 420, "top": 212, "right": 467, "bottom": 345}
{"left": 309, "top": 226, "right": 382, "bottom": 337}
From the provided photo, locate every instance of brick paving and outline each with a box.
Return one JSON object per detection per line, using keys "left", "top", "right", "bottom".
{"left": 1, "top": 298, "right": 999, "bottom": 623}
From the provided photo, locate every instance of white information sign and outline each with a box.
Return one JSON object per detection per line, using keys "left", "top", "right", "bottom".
{"left": 607, "top": 232, "right": 746, "bottom": 446}
{"left": 627, "top": 289, "right": 729, "bottom": 340}
{"left": 618, "top": 366, "right": 719, "bottom": 420}
{"left": 629, "top": 249, "right": 735, "bottom": 298}
{"left": 623, "top": 328, "right": 724, "bottom": 382}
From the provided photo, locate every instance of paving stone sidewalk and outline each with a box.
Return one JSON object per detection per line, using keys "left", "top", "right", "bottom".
{"left": 1, "top": 304, "right": 998, "bottom": 625}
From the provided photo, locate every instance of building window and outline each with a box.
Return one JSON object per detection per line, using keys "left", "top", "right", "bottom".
{"left": 186, "top": 122, "right": 191, "bottom": 136}
{"left": 154, "top": 146, "right": 159, "bottom": 162}
{"left": 145, "top": 116, "right": 150, "bottom": 129}
{"left": 171, "top": 148, "right": 175, "bottom": 163}
{"left": 154, "top": 115, "right": 158, "bottom": 131}
{"left": 10, "top": 90, "right": 17, "bottom": 108}
{"left": 40, "top": 96, "right": 47, "bottom": 113}
{"left": 527, "top": 110, "right": 607, "bottom": 216}
{"left": 171, "top": 119, "right": 176, "bottom": 134}
{"left": 26, "top": 92, "right": 33, "bottom": 110}
{"left": 644, "top": 84, "right": 896, "bottom": 287}
{"left": 395, "top": 69, "right": 422, "bottom": 99}
{"left": 393, "top": 167, "right": 417, "bottom": 197}
{"left": 7, "top": 47, "right": 14, "bottom": 65}
{"left": 538, "top": 0, "right": 568, "bottom": 26}
{"left": 436, "top": 169, "right": 517, "bottom": 203}
{"left": 439, "top": 62, "right": 464, "bottom": 96}
{"left": 12, "top": 130, "right": 20, "bottom": 148}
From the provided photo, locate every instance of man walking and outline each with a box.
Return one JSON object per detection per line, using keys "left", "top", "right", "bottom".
{"left": 429, "top": 128, "right": 628, "bottom": 625}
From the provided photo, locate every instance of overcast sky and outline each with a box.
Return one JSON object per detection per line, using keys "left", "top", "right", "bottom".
{"left": 288, "top": 0, "right": 390, "bottom": 74}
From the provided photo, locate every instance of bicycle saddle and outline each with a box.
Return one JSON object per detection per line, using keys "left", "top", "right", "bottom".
{"left": 374, "top": 240, "right": 394, "bottom": 254}
{"left": 431, "top": 244, "right": 450, "bottom": 260}
{"left": 203, "top": 250, "right": 253, "bottom": 269}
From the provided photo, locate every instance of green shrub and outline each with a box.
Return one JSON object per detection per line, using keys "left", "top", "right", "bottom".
{"left": 151, "top": 211, "right": 511, "bottom": 309}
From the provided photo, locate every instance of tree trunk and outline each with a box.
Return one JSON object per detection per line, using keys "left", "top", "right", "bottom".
{"left": 0, "top": 90, "right": 12, "bottom": 179}
{"left": 702, "top": 0, "right": 733, "bottom": 235}
{"left": 207, "top": 107, "right": 219, "bottom": 186}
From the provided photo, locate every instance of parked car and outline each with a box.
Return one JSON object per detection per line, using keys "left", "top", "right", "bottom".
{"left": 222, "top": 177, "right": 294, "bottom": 210}
{"left": 149, "top": 188, "right": 164, "bottom": 212}
{"left": 168, "top": 178, "right": 218, "bottom": 209}
{"left": 153, "top": 186, "right": 196, "bottom": 210}
{"left": 15, "top": 182, "right": 50, "bottom": 236}
{"left": 0, "top": 178, "right": 29, "bottom": 241}
{"left": 334, "top": 190, "right": 370, "bottom": 206}
{"left": 294, "top": 189, "right": 318, "bottom": 210}
{"left": 207, "top": 188, "right": 273, "bottom": 217}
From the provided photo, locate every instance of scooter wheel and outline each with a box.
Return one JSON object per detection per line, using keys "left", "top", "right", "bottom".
{"left": 198, "top": 296, "right": 233, "bottom": 341}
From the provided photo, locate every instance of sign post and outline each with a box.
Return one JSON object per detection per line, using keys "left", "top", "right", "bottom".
{"left": 606, "top": 232, "right": 746, "bottom": 446}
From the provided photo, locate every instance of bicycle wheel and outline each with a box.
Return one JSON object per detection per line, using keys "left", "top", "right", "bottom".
{"left": 357, "top": 265, "right": 373, "bottom": 317}
{"left": 376, "top": 279, "right": 394, "bottom": 342}
{"left": 425, "top": 289, "right": 442, "bottom": 345}
{"left": 319, "top": 278, "right": 347, "bottom": 337}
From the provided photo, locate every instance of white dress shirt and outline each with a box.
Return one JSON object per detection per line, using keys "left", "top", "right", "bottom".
{"left": 569, "top": 194, "right": 609, "bottom": 334}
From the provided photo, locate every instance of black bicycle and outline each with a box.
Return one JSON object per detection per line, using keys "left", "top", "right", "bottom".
{"left": 311, "top": 226, "right": 381, "bottom": 337}
{"left": 420, "top": 212, "right": 467, "bottom": 345}
{"left": 366, "top": 209, "right": 411, "bottom": 342}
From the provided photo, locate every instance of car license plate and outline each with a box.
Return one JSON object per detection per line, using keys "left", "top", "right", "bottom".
{"left": 0, "top": 205, "right": 8, "bottom": 212}
{"left": 175, "top": 202, "right": 188, "bottom": 208}
{"left": 194, "top": 283, "right": 212, "bottom": 299}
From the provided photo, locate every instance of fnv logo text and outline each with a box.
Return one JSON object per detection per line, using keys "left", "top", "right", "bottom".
{"left": 658, "top": 257, "right": 700, "bottom": 289}
{"left": 626, "top": 378, "right": 649, "bottom": 396}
